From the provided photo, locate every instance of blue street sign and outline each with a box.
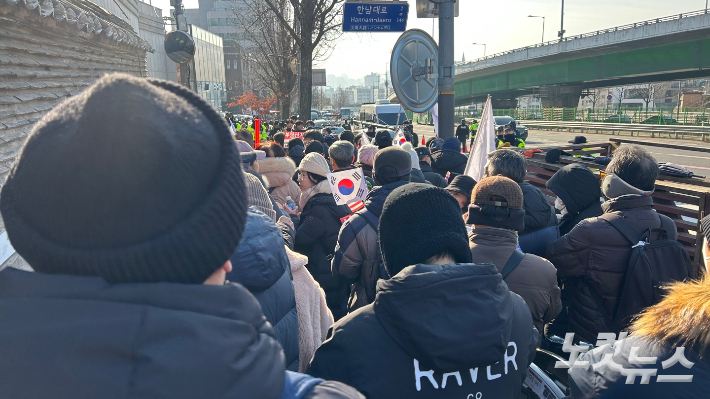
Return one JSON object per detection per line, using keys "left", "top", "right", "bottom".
{"left": 342, "top": 1, "right": 409, "bottom": 32}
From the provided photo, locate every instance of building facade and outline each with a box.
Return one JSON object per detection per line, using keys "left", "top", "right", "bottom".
{"left": 0, "top": 0, "right": 151, "bottom": 269}
{"left": 189, "top": 25, "right": 228, "bottom": 111}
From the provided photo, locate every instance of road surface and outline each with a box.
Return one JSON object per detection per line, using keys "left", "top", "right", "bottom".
{"left": 410, "top": 125, "right": 710, "bottom": 177}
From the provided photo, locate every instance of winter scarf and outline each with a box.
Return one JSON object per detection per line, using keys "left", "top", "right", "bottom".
{"left": 286, "top": 247, "right": 334, "bottom": 372}
{"left": 299, "top": 180, "right": 332, "bottom": 210}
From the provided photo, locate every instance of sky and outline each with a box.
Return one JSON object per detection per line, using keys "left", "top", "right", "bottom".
{"left": 150, "top": 0, "right": 705, "bottom": 83}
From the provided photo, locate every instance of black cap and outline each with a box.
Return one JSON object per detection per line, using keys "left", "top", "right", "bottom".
{"left": 569, "top": 136, "right": 587, "bottom": 144}
{"left": 415, "top": 147, "right": 431, "bottom": 157}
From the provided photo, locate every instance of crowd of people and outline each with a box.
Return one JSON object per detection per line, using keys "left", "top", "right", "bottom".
{"left": 0, "top": 74, "right": 708, "bottom": 399}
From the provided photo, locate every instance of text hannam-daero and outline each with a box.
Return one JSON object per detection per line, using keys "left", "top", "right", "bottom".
{"left": 350, "top": 17, "right": 392, "bottom": 24}
{"left": 414, "top": 342, "right": 519, "bottom": 391}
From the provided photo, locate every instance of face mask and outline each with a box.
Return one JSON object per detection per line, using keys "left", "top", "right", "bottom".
{"left": 554, "top": 196, "right": 568, "bottom": 216}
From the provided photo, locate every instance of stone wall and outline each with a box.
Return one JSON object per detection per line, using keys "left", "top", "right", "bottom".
{"left": 0, "top": 0, "right": 151, "bottom": 269}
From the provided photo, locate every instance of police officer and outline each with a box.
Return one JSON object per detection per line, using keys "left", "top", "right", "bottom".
{"left": 470, "top": 119, "right": 479, "bottom": 147}
{"left": 456, "top": 119, "right": 469, "bottom": 152}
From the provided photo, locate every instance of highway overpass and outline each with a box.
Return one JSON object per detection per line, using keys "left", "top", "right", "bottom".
{"left": 454, "top": 9, "right": 710, "bottom": 108}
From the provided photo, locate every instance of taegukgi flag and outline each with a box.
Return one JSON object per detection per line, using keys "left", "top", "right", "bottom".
{"left": 327, "top": 167, "right": 369, "bottom": 206}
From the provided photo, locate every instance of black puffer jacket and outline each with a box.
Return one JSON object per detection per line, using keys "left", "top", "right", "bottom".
{"left": 228, "top": 208, "right": 299, "bottom": 371}
{"left": 295, "top": 192, "right": 352, "bottom": 321}
{"left": 0, "top": 268, "right": 363, "bottom": 399}
{"left": 420, "top": 162, "right": 448, "bottom": 188}
{"left": 546, "top": 164, "right": 603, "bottom": 236}
{"left": 519, "top": 182, "right": 557, "bottom": 235}
{"left": 410, "top": 168, "right": 428, "bottom": 184}
{"left": 431, "top": 149, "right": 467, "bottom": 181}
{"left": 308, "top": 263, "right": 538, "bottom": 398}
{"left": 545, "top": 195, "right": 686, "bottom": 343}
{"left": 0, "top": 268, "right": 280, "bottom": 398}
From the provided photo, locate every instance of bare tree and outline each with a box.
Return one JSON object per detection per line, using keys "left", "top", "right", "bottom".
{"left": 633, "top": 82, "right": 670, "bottom": 111}
{"left": 261, "top": 0, "right": 344, "bottom": 119}
{"left": 332, "top": 87, "right": 347, "bottom": 111}
{"left": 232, "top": 0, "right": 298, "bottom": 117}
{"left": 612, "top": 87, "right": 627, "bottom": 111}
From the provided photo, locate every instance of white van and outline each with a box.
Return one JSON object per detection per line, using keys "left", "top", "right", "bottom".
{"left": 358, "top": 100, "right": 408, "bottom": 128}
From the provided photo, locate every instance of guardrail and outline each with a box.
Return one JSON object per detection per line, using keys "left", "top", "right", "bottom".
{"left": 517, "top": 120, "right": 710, "bottom": 141}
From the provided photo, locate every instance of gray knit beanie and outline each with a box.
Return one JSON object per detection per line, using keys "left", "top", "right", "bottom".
{"left": 244, "top": 172, "right": 276, "bottom": 221}
{"left": 0, "top": 74, "right": 248, "bottom": 284}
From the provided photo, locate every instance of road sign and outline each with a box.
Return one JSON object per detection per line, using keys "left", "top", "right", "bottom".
{"left": 342, "top": 1, "right": 409, "bottom": 32}
{"left": 607, "top": 94, "right": 613, "bottom": 100}
{"left": 390, "top": 29, "right": 439, "bottom": 113}
{"left": 313, "top": 69, "right": 327, "bottom": 86}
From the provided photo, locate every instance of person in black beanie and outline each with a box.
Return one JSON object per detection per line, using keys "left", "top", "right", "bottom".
{"left": 445, "top": 175, "right": 476, "bottom": 212}
{"left": 0, "top": 74, "right": 362, "bottom": 399}
{"left": 310, "top": 183, "right": 537, "bottom": 399}
{"left": 375, "top": 130, "right": 393, "bottom": 149}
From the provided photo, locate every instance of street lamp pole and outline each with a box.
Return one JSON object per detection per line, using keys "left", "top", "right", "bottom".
{"left": 472, "top": 42, "right": 486, "bottom": 57}
{"left": 558, "top": 0, "right": 565, "bottom": 41}
{"left": 528, "top": 15, "right": 545, "bottom": 43}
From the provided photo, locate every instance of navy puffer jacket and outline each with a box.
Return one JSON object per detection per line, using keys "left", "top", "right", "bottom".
{"left": 228, "top": 207, "right": 299, "bottom": 371}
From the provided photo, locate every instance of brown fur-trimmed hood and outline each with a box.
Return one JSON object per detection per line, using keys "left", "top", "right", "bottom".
{"left": 631, "top": 278, "right": 710, "bottom": 357}
{"left": 259, "top": 157, "right": 296, "bottom": 188}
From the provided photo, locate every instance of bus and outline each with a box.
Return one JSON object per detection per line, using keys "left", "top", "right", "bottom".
{"left": 358, "top": 100, "right": 407, "bottom": 128}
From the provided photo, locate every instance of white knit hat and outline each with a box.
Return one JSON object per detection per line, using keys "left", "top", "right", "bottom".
{"left": 401, "top": 142, "right": 420, "bottom": 170}
{"left": 299, "top": 152, "right": 331, "bottom": 177}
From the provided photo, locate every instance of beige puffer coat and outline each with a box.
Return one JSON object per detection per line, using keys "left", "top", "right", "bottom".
{"left": 259, "top": 157, "right": 302, "bottom": 209}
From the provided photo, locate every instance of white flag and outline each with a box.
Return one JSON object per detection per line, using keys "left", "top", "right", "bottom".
{"left": 464, "top": 96, "right": 496, "bottom": 182}
{"left": 327, "top": 167, "right": 369, "bottom": 206}
{"left": 430, "top": 102, "right": 439, "bottom": 137}
{"left": 360, "top": 131, "right": 371, "bottom": 145}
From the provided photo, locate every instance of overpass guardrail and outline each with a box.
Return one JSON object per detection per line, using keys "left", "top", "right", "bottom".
{"left": 517, "top": 120, "right": 710, "bottom": 142}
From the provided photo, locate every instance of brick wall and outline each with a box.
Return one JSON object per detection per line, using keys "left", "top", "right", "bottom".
{"left": 0, "top": 0, "right": 150, "bottom": 269}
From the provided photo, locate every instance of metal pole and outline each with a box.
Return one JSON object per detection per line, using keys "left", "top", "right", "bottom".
{"left": 438, "top": 0, "right": 455, "bottom": 139}
{"left": 558, "top": 0, "right": 565, "bottom": 41}
{"left": 483, "top": 44, "right": 486, "bottom": 56}
{"left": 542, "top": 17, "right": 545, "bottom": 43}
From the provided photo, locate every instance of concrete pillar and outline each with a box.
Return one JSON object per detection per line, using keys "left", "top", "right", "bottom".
{"left": 540, "top": 85, "right": 583, "bottom": 108}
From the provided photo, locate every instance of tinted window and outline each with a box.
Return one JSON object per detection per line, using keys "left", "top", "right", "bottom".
{"left": 378, "top": 112, "right": 407, "bottom": 126}
{"left": 494, "top": 116, "right": 514, "bottom": 125}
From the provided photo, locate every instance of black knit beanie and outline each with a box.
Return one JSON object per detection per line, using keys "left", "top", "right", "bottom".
{"left": 379, "top": 184, "right": 472, "bottom": 276}
{"left": 373, "top": 146, "right": 412, "bottom": 185}
{"left": 0, "top": 74, "right": 248, "bottom": 284}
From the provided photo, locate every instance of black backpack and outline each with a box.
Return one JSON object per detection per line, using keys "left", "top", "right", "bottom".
{"left": 590, "top": 213, "right": 693, "bottom": 332}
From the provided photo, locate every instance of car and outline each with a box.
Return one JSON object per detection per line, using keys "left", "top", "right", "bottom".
{"left": 602, "top": 114, "right": 632, "bottom": 123}
{"left": 493, "top": 116, "right": 528, "bottom": 140}
{"left": 640, "top": 116, "right": 678, "bottom": 125}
